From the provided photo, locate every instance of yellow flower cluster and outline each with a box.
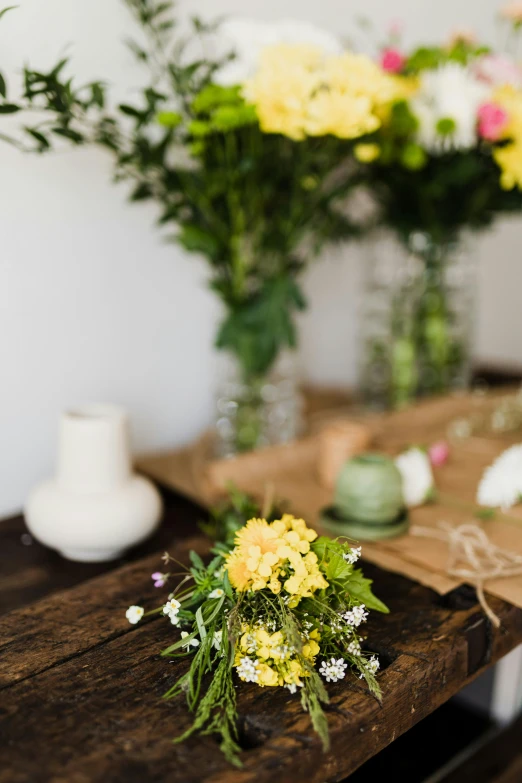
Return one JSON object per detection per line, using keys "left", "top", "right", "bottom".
{"left": 493, "top": 85, "right": 522, "bottom": 189}
{"left": 225, "top": 515, "right": 328, "bottom": 606}
{"left": 244, "top": 44, "right": 403, "bottom": 141}
{"left": 234, "top": 624, "right": 321, "bottom": 688}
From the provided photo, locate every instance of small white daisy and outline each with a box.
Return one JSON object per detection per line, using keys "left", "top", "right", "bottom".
{"left": 343, "top": 604, "right": 368, "bottom": 627}
{"left": 125, "top": 605, "right": 144, "bottom": 625}
{"left": 208, "top": 588, "right": 224, "bottom": 599}
{"left": 163, "top": 598, "right": 181, "bottom": 616}
{"left": 343, "top": 546, "right": 362, "bottom": 565}
{"left": 236, "top": 656, "right": 260, "bottom": 683}
{"left": 319, "top": 657, "right": 348, "bottom": 683}
{"left": 360, "top": 655, "right": 380, "bottom": 678}
{"left": 180, "top": 631, "right": 200, "bottom": 650}
{"left": 346, "top": 640, "right": 361, "bottom": 656}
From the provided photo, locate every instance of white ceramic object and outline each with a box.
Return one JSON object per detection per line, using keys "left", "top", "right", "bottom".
{"left": 25, "top": 404, "right": 162, "bottom": 562}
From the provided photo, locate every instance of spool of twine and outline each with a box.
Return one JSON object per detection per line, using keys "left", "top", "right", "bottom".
{"left": 317, "top": 419, "right": 372, "bottom": 489}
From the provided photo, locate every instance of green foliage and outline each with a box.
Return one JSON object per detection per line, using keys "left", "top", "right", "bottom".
{"left": 199, "top": 484, "right": 280, "bottom": 546}
{"left": 215, "top": 276, "right": 307, "bottom": 379}
{"left": 344, "top": 569, "right": 390, "bottom": 613}
{"left": 405, "top": 41, "right": 490, "bottom": 74}
{"left": 3, "top": 0, "right": 361, "bottom": 384}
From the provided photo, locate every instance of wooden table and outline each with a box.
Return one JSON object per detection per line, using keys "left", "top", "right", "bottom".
{"left": 1, "top": 484, "right": 522, "bottom": 783}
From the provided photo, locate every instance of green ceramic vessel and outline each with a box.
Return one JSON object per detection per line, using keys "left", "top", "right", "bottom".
{"left": 334, "top": 454, "right": 404, "bottom": 525}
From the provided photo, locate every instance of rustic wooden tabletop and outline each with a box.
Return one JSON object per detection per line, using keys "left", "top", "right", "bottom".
{"left": 1, "top": 484, "right": 522, "bottom": 783}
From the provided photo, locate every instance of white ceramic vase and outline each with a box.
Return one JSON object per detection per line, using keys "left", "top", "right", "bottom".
{"left": 25, "top": 404, "right": 162, "bottom": 562}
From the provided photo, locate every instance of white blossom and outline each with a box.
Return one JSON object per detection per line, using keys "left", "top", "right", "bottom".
{"left": 477, "top": 444, "right": 522, "bottom": 509}
{"left": 125, "top": 605, "right": 144, "bottom": 625}
{"left": 163, "top": 597, "right": 181, "bottom": 625}
{"left": 411, "top": 64, "right": 488, "bottom": 153}
{"left": 396, "top": 447, "right": 435, "bottom": 507}
{"left": 285, "top": 682, "right": 298, "bottom": 694}
{"left": 346, "top": 640, "right": 361, "bottom": 656}
{"left": 163, "top": 598, "right": 181, "bottom": 615}
{"left": 180, "top": 631, "right": 200, "bottom": 650}
{"left": 343, "top": 546, "right": 362, "bottom": 565}
{"left": 319, "top": 657, "right": 348, "bottom": 683}
{"left": 343, "top": 604, "right": 368, "bottom": 627}
{"left": 213, "top": 17, "right": 342, "bottom": 86}
{"left": 236, "top": 656, "right": 260, "bottom": 683}
{"left": 360, "top": 655, "right": 380, "bottom": 678}
{"left": 208, "top": 588, "right": 224, "bottom": 599}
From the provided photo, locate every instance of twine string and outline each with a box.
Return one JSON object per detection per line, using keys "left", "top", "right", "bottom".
{"left": 411, "top": 522, "right": 522, "bottom": 627}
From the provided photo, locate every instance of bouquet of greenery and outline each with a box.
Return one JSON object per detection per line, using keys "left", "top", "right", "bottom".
{"left": 355, "top": 9, "right": 522, "bottom": 407}
{"left": 1, "top": 1, "right": 401, "bottom": 450}
{"left": 126, "top": 512, "right": 388, "bottom": 765}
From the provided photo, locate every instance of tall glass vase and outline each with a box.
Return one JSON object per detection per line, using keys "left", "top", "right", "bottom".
{"left": 214, "top": 352, "right": 303, "bottom": 457}
{"left": 359, "top": 231, "right": 477, "bottom": 409}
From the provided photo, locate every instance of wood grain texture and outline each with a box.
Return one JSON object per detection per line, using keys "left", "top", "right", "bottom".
{"left": 1, "top": 530, "right": 522, "bottom": 783}
{"left": 0, "top": 487, "right": 202, "bottom": 617}
{"left": 3, "top": 386, "right": 522, "bottom": 783}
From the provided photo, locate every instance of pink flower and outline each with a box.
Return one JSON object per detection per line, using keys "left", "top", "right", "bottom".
{"left": 380, "top": 48, "right": 406, "bottom": 74}
{"left": 428, "top": 441, "right": 450, "bottom": 468}
{"left": 151, "top": 571, "right": 166, "bottom": 588}
{"left": 477, "top": 102, "right": 509, "bottom": 141}
{"left": 473, "top": 54, "right": 522, "bottom": 88}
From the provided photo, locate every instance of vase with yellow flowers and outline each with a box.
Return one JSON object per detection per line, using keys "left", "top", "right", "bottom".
{"left": 357, "top": 12, "right": 522, "bottom": 408}
{"left": 3, "top": 2, "right": 402, "bottom": 453}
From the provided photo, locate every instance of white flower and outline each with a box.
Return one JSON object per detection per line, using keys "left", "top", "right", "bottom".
{"left": 163, "top": 598, "right": 181, "bottom": 615}
{"left": 346, "top": 640, "right": 361, "bottom": 656}
{"left": 163, "top": 597, "right": 181, "bottom": 625}
{"left": 477, "top": 444, "right": 522, "bottom": 509}
{"left": 125, "top": 605, "right": 144, "bottom": 625}
{"left": 285, "top": 682, "right": 298, "bottom": 694}
{"left": 344, "top": 546, "right": 362, "bottom": 565}
{"left": 208, "top": 588, "right": 224, "bottom": 599}
{"left": 180, "top": 631, "right": 200, "bottom": 650}
{"left": 319, "top": 657, "right": 348, "bottom": 683}
{"left": 213, "top": 17, "right": 342, "bottom": 86}
{"left": 343, "top": 604, "right": 368, "bottom": 627}
{"left": 396, "top": 447, "right": 435, "bottom": 507}
{"left": 212, "top": 630, "right": 223, "bottom": 651}
{"left": 360, "top": 655, "right": 380, "bottom": 678}
{"left": 236, "top": 656, "right": 260, "bottom": 683}
{"left": 411, "top": 64, "right": 488, "bottom": 153}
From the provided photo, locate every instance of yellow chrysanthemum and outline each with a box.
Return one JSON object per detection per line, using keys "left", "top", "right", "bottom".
{"left": 233, "top": 517, "right": 280, "bottom": 554}
{"left": 244, "top": 44, "right": 322, "bottom": 140}
{"left": 225, "top": 548, "right": 252, "bottom": 591}
{"left": 244, "top": 43, "right": 407, "bottom": 142}
{"left": 225, "top": 515, "right": 327, "bottom": 601}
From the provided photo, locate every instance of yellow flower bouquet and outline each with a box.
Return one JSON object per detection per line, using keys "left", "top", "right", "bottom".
{"left": 127, "top": 512, "right": 388, "bottom": 765}
{"left": 3, "top": 0, "right": 402, "bottom": 455}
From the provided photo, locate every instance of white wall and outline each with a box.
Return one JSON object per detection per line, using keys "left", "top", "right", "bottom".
{"left": 1, "top": 0, "right": 520, "bottom": 517}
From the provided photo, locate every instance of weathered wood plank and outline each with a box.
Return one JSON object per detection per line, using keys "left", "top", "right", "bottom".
{"left": 0, "top": 488, "right": 201, "bottom": 617}
{"left": 1, "top": 547, "right": 521, "bottom": 783}
{"left": 0, "top": 535, "right": 205, "bottom": 690}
